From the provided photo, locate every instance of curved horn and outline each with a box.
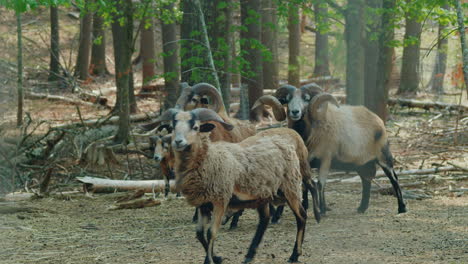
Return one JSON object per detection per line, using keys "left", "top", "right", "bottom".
{"left": 138, "top": 108, "right": 179, "bottom": 132}
{"left": 191, "top": 83, "right": 226, "bottom": 115}
{"left": 251, "top": 95, "right": 287, "bottom": 121}
{"left": 275, "top": 84, "right": 297, "bottom": 104}
{"left": 300, "top": 83, "right": 323, "bottom": 96}
{"left": 191, "top": 108, "right": 234, "bottom": 131}
{"left": 307, "top": 93, "right": 339, "bottom": 121}
{"left": 174, "top": 85, "right": 193, "bottom": 109}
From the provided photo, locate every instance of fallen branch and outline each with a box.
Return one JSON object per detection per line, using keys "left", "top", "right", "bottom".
{"left": 77, "top": 176, "right": 176, "bottom": 193}
{"left": 387, "top": 98, "right": 468, "bottom": 112}
{"left": 25, "top": 92, "right": 109, "bottom": 109}
{"left": 53, "top": 111, "right": 159, "bottom": 130}
{"left": 109, "top": 198, "right": 161, "bottom": 210}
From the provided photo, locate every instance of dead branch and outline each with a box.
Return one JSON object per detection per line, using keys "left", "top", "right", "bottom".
{"left": 115, "top": 189, "right": 146, "bottom": 203}
{"left": 77, "top": 176, "right": 176, "bottom": 193}
{"left": 53, "top": 111, "right": 159, "bottom": 130}
{"left": 109, "top": 198, "right": 161, "bottom": 210}
{"left": 25, "top": 92, "right": 108, "bottom": 109}
{"left": 386, "top": 98, "right": 468, "bottom": 112}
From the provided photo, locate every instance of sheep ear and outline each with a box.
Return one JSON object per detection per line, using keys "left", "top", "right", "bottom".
{"left": 199, "top": 123, "right": 216, "bottom": 133}
{"left": 157, "top": 124, "right": 173, "bottom": 136}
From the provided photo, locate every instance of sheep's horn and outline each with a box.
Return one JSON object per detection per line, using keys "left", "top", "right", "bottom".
{"left": 192, "top": 108, "right": 234, "bottom": 131}
{"left": 138, "top": 108, "right": 179, "bottom": 132}
{"left": 174, "top": 84, "right": 193, "bottom": 109}
{"left": 191, "top": 83, "right": 226, "bottom": 115}
{"left": 300, "top": 83, "right": 323, "bottom": 97}
{"left": 308, "top": 93, "right": 339, "bottom": 120}
{"left": 275, "top": 84, "right": 297, "bottom": 104}
{"left": 251, "top": 95, "right": 287, "bottom": 121}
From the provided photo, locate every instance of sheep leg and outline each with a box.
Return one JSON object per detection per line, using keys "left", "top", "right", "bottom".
{"left": 380, "top": 165, "right": 407, "bottom": 214}
{"left": 205, "top": 204, "right": 225, "bottom": 264}
{"left": 161, "top": 161, "right": 171, "bottom": 197}
{"left": 318, "top": 158, "right": 331, "bottom": 215}
{"left": 192, "top": 207, "right": 199, "bottom": 223}
{"left": 228, "top": 209, "right": 243, "bottom": 230}
{"left": 271, "top": 205, "right": 284, "bottom": 224}
{"left": 243, "top": 203, "right": 271, "bottom": 264}
{"left": 286, "top": 197, "right": 307, "bottom": 263}
{"left": 196, "top": 204, "right": 211, "bottom": 253}
{"left": 356, "top": 161, "right": 376, "bottom": 213}
{"left": 303, "top": 179, "right": 321, "bottom": 223}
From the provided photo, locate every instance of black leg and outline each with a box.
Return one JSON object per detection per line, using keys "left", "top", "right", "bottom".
{"left": 356, "top": 162, "right": 376, "bottom": 213}
{"left": 271, "top": 205, "right": 284, "bottom": 224}
{"left": 243, "top": 204, "right": 270, "bottom": 263}
{"left": 317, "top": 181, "right": 327, "bottom": 215}
{"left": 301, "top": 186, "right": 309, "bottom": 211}
{"left": 303, "top": 179, "right": 321, "bottom": 223}
{"left": 229, "top": 210, "right": 243, "bottom": 230}
{"left": 196, "top": 205, "right": 211, "bottom": 253}
{"left": 381, "top": 166, "right": 407, "bottom": 213}
{"left": 192, "top": 207, "right": 199, "bottom": 223}
{"left": 287, "top": 199, "right": 307, "bottom": 263}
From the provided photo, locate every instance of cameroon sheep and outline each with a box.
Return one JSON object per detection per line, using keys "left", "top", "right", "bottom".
{"left": 155, "top": 107, "right": 320, "bottom": 264}
{"left": 149, "top": 125, "right": 175, "bottom": 197}
{"left": 253, "top": 86, "right": 406, "bottom": 215}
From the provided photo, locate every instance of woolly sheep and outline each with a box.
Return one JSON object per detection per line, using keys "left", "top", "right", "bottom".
{"left": 155, "top": 107, "right": 320, "bottom": 264}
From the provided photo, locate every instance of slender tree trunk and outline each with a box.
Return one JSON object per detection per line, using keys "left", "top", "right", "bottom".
{"left": 140, "top": 15, "right": 156, "bottom": 89}
{"left": 16, "top": 10, "right": 23, "bottom": 127}
{"left": 261, "top": 0, "right": 279, "bottom": 90}
{"left": 240, "top": 0, "right": 263, "bottom": 121}
{"left": 90, "top": 12, "right": 108, "bottom": 76}
{"left": 48, "top": 5, "right": 60, "bottom": 82}
{"left": 373, "top": 0, "right": 395, "bottom": 121}
{"left": 213, "top": 0, "right": 233, "bottom": 111}
{"left": 429, "top": 12, "right": 449, "bottom": 95}
{"left": 364, "top": 0, "right": 382, "bottom": 116}
{"left": 313, "top": 2, "right": 331, "bottom": 77}
{"left": 398, "top": 12, "right": 422, "bottom": 95}
{"left": 75, "top": 0, "right": 92, "bottom": 81}
{"left": 161, "top": 2, "right": 180, "bottom": 110}
{"left": 345, "top": 0, "right": 365, "bottom": 105}
{"left": 288, "top": 2, "right": 301, "bottom": 87}
{"left": 112, "top": 0, "right": 133, "bottom": 143}
{"left": 455, "top": 0, "right": 468, "bottom": 97}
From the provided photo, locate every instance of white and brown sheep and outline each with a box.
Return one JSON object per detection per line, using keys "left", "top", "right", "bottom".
{"left": 253, "top": 86, "right": 406, "bottom": 215}
{"left": 155, "top": 107, "right": 320, "bottom": 264}
{"left": 149, "top": 125, "right": 175, "bottom": 197}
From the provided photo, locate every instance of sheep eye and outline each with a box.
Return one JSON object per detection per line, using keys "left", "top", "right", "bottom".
{"left": 191, "top": 98, "right": 198, "bottom": 103}
{"left": 193, "top": 126, "right": 199, "bottom": 131}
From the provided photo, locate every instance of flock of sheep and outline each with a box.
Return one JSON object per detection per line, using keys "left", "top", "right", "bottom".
{"left": 141, "top": 83, "right": 407, "bottom": 264}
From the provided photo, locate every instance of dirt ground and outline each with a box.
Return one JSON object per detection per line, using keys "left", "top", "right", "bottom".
{"left": 1, "top": 179, "right": 467, "bottom": 264}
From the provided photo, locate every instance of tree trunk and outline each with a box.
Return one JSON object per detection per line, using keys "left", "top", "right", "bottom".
{"left": 240, "top": 0, "right": 263, "bottom": 121}
{"left": 140, "top": 15, "right": 156, "bottom": 89}
{"left": 16, "top": 10, "right": 23, "bottom": 127}
{"left": 429, "top": 10, "right": 449, "bottom": 95}
{"left": 112, "top": 0, "right": 133, "bottom": 143}
{"left": 373, "top": 0, "right": 395, "bottom": 121}
{"left": 398, "top": 12, "right": 422, "bottom": 95}
{"left": 455, "top": 0, "right": 468, "bottom": 97}
{"left": 345, "top": 0, "right": 365, "bottom": 105}
{"left": 213, "top": 0, "right": 233, "bottom": 111}
{"left": 48, "top": 5, "right": 60, "bottom": 82}
{"left": 313, "top": 2, "right": 331, "bottom": 77}
{"left": 90, "top": 12, "right": 108, "bottom": 76}
{"left": 75, "top": 0, "right": 92, "bottom": 81}
{"left": 364, "top": 0, "right": 383, "bottom": 118}
{"left": 261, "top": 0, "right": 279, "bottom": 90}
{"left": 161, "top": 2, "right": 180, "bottom": 110}
{"left": 288, "top": 2, "right": 301, "bottom": 87}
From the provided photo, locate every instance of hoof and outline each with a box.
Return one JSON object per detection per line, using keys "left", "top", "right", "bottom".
{"left": 229, "top": 224, "right": 238, "bottom": 230}
{"left": 243, "top": 257, "right": 254, "bottom": 264}
{"left": 398, "top": 206, "right": 407, "bottom": 214}
{"left": 213, "top": 256, "right": 223, "bottom": 264}
{"left": 288, "top": 256, "right": 300, "bottom": 263}
{"left": 357, "top": 207, "right": 368, "bottom": 214}
{"left": 271, "top": 218, "right": 280, "bottom": 224}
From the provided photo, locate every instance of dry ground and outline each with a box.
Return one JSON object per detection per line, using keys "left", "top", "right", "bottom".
{"left": 1, "top": 180, "right": 467, "bottom": 264}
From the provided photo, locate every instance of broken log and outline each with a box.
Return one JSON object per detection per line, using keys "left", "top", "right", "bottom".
{"left": 53, "top": 111, "right": 159, "bottom": 129}
{"left": 25, "top": 92, "right": 98, "bottom": 107}
{"left": 110, "top": 198, "right": 161, "bottom": 210}
{"left": 76, "top": 176, "right": 176, "bottom": 193}
{"left": 387, "top": 98, "right": 468, "bottom": 112}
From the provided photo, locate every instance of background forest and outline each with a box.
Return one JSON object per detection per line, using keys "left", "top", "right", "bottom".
{"left": 0, "top": 1, "right": 467, "bottom": 263}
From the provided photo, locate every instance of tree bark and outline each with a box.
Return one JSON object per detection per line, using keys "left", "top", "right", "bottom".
{"left": 288, "top": 2, "right": 301, "bottom": 87}
{"left": 429, "top": 11, "right": 449, "bottom": 95}
{"left": 373, "top": 0, "right": 395, "bottom": 121}
{"left": 240, "top": 0, "right": 263, "bottom": 121}
{"left": 313, "top": 2, "right": 331, "bottom": 77}
{"left": 75, "top": 0, "right": 92, "bottom": 81}
{"left": 112, "top": 0, "right": 133, "bottom": 143}
{"left": 16, "top": 10, "right": 23, "bottom": 127}
{"left": 345, "top": 0, "right": 365, "bottom": 105}
{"left": 261, "top": 0, "right": 279, "bottom": 90}
{"left": 364, "top": 0, "right": 384, "bottom": 119}
{"left": 140, "top": 15, "right": 156, "bottom": 89}
{"left": 161, "top": 2, "right": 180, "bottom": 110}
{"left": 48, "top": 5, "right": 60, "bottom": 82}
{"left": 455, "top": 0, "right": 468, "bottom": 98}
{"left": 90, "top": 12, "right": 108, "bottom": 76}
{"left": 398, "top": 12, "right": 422, "bottom": 95}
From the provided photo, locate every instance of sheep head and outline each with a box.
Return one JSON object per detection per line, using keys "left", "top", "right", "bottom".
{"left": 307, "top": 93, "right": 339, "bottom": 121}
{"left": 174, "top": 83, "right": 227, "bottom": 116}
{"left": 152, "top": 108, "right": 233, "bottom": 152}
{"left": 149, "top": 135, "right": 172, "bottom": 162}
{"left": 252, "top": 83, "right": 323, "bottom": 122}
